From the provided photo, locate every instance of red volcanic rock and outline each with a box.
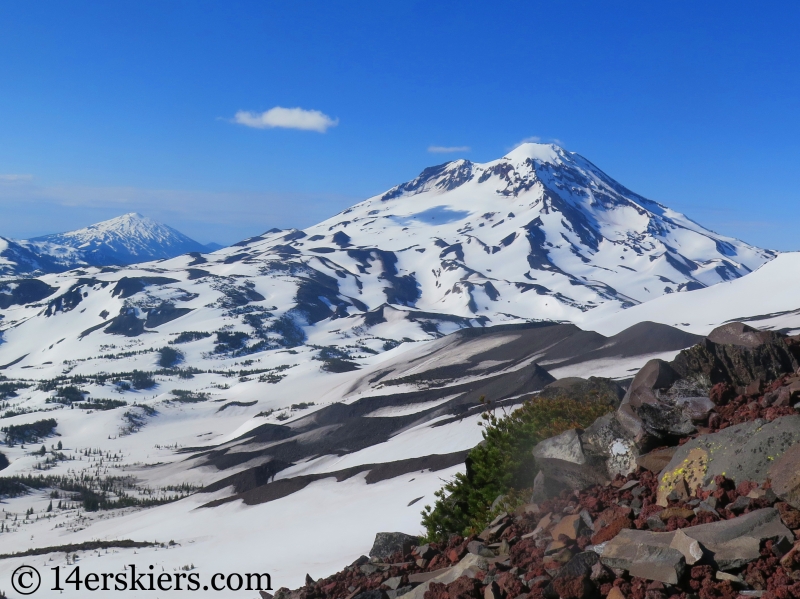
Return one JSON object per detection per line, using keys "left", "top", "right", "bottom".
{"left": 425, "top": 581, "right": 449, "bottom": 599}
{"left": 551, "top": 575, "right": 593, "bottom": 599}
{"left": 591, "top": 517, "right": 632, "bottom": 545}
{"left": 494, "top": 571, "right": 525, "bottom": 598}
{"left": 710, "top": 383, "right": 735, "bottom": 406}
{"left": 777, "top": 502, "right": 800, "bottom": 529}
{"left": 444, "top": 576, "right": 483, "bottom": 599}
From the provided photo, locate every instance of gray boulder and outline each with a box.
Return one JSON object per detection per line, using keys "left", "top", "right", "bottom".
{"left": 466, "top": 540, "right": 494, "bottom": 558}
{"left": 619, "top": 358, "right": 695, "bottom": 439}
{"left": 601, "top": 529, "right": 686, "bottom": 584}
{"left": 369, "top": 532, "right": 419, "bottom": 560}
{"left": 581, "top": 413, "right": 638, "bottom": 478}
{"left": 658, "top": 415, "right": 800, "bottom": 505}
{"left": 601, "top": 507, "right": 791, "bottom": 573}
{"left": 769, "top": 443, "right": 800, "bottom": 509}
{"left": 707, "top": 322, "right": 773, "bottom": 348}
{"left": 532, "top": 429, "right": 610, "bottom": 493}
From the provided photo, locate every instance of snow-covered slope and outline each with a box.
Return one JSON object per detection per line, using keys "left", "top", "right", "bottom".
{"left": 0, "top": 318, "right": 701, "bottom": 596}
{"left": 0, "top": 236, "right": 84, "bottom": 277}
{"left": 581, "top": 251, "right": 800, "bottom": 337}
{"left": 31, "top": 212, "right": 211, "bottom": 266}
{"left": 0, "top": 142, "right": 784, "bottom": 595}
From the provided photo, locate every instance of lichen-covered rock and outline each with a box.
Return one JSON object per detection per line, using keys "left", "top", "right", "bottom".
{"left": 657, "top": 416, "right": 800, "bottom": 505}
{"left": 581, "top": 413, "right": 638, "bottom": 478}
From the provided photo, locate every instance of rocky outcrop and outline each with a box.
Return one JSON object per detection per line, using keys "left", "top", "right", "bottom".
{"left": 671, "top": 322, "right": 799, "bottom": 390}
{"left": 532, "top": 323, "right": 800, "bottom": 505}
{"left": 531, "top": 413, "right": 640, "bottom": 495}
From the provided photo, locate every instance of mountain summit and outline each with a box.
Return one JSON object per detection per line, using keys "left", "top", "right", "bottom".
{"left": 30, "top": 212, "right": 212, "bottom": 266}
{"left": 289, "top": 142, "right": 774, "bottom": 317}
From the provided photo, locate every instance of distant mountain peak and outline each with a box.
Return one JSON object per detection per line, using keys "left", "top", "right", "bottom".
{"left": 18, "top": 213, "right": 215, "bottom": 269}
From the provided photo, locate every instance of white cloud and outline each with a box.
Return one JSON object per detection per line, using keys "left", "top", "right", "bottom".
{"left": 507, "top": 136, "right": 566, "bottom": 151}
{"left": 427, "top": 145, "right": 470, "bottom": 153}
{"left": 508, "top": 136, "right": 543, "bottom": 151}
{"left": 0, "top": 174, "right": 33, "bottom": 182}
{"left": 233, "top": 106, "right": 338, "bottom": 133}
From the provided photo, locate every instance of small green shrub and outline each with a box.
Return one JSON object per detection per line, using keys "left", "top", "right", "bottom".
{"left": 420, "top": 397, "right": 612, "bottom": 542}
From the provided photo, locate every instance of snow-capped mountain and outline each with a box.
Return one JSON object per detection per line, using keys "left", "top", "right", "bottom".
{"left": 0, "top": 142, "right": 786, "bottom": 594}
{"left": 300, "top": 142, "right": 774, "bottom": 318}
{"left": 0, "top": 213, "right": 218, "bottom": 278}
{"left": 30, "top": 212, "right": 214, "bottom": 267}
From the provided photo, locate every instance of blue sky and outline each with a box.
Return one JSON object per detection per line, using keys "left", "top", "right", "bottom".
{"left": 1, "top": 1, "right": 800, "bottom": 248}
